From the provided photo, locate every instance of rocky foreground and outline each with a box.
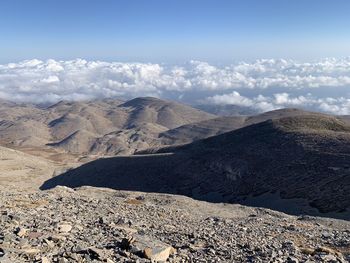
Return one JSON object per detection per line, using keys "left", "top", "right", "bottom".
{"left": 0, "top": 186, "right": 349, "bottom": 263}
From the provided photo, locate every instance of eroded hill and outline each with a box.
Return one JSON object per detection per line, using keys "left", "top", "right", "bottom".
{"left": 0, "top": 97, "right": 215, "bottom": 156}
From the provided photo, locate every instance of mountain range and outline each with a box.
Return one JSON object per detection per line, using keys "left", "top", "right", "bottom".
{"left": 17, "top": 98, "right": 345, "bottom": 219}
{"left": 0, "top": 97, "right": 349, "bottom": 219}
{"left": 0, "top": 97, "right": 215, "bottom": 156}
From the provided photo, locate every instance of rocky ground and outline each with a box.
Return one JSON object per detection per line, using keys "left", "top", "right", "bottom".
{"left": 0, "top": 186, "right": 349, "bottom": 263}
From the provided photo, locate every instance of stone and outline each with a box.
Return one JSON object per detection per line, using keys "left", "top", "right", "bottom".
{"left": 287, "top": 256, "right": 299, "bottom": 263}
{"left": 58, "top": 258, "right": 68, "bottom": 263}
{"left": 144, "top": 246, "right": 175, "bottom": 262}
{"left": 44, "top": 238, "right": 55, "bottom": 248}
{"left": 321, "top": 254, "right": 338, "bottom": 262}
{"left": 57, "top": 224, "right": 72, "bottom": 233}
{"left": 18, "top": 239, "right": 29, "bottom": 248}
{"left": 120, "top": 236, "right": 135, "bottom": 249}
{"left": 87, "top": 247, "right": 104, "bottom": 260}
{"left": 50, "top": 234, "right": 67, "bottom": 242}
{"left": 15, "top": 227, "right": 27, "bottom": 237}
{"left": 41, "top": 257, "right": 51, "bottom": 263}
{"left": 21, "top": 248, "right": 41, "bottom": 255}
{"left": 27, "top": 231, "right": 43, "bottom": 239}
{"left": 113, "top": 225, "right": 138, "bottom": 234}
{"left": 130, "top": 234, "right": 175, "bottom": 262}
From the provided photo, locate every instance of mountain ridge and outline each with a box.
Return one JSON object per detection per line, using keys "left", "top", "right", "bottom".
{"left": 41, "top": 114, "right": 350, "bottom": 218}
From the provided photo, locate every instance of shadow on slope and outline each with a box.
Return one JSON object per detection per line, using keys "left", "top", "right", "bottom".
{"left": 41, "top": 115, "right": 350, "bottom": 220}
{"left": 41, "top": 153, "right": 188, "bottom": 194}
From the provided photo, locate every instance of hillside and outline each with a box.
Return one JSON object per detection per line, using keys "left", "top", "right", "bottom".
{"left": 120, "top": 97, "right": 215, "bottom": 129}
{"left": 146, "top": 108, "right": 328, "bottom": 149}
{"left": 41, "top": 115, "right": 350, "bottom": 218}
{"left": 0, "top": 97, "right": 215, "bottom": 156}
{"left": 0, "top": 145, "right": 57, "bottom": 190}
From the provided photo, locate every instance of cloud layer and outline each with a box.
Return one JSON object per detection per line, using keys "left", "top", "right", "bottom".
{"left": 0, "top": 58, "right": 350, "bottom": 113}
{"left": 206, "top": 92, "right": 350, "bottom": 115}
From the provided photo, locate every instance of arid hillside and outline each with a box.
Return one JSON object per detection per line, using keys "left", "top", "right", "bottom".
{"left": 41, "top": 114, "right": 350, "bottom": 218}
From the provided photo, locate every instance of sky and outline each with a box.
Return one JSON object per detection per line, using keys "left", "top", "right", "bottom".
{"left": 0, "top": 0, "right": 350, "bottom": 114}
{"left": 1, "top": 0, "right": 350, "bottom": 62}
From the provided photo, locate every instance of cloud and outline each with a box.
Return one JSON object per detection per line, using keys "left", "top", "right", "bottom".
{"left": 206, "top": 91, "right": 254, "bottom": 107}
{"left": 205, "top": 91, "right": 350, "bottom": 115}
{"left": 0, "top": 58, "right": 349, "bottom": 114}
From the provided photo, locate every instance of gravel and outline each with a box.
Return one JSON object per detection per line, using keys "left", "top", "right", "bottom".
{"left": 0, "top": 186, "right": 349, "bottom": 262}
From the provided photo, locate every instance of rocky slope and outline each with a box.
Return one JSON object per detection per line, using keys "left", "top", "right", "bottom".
{"left": 1, "top": 186, "right": 350, "bottom": 262}
{"left": 1, "top": 100, "right": 350, "bottom": 262}
{"left": 41, "top": 115, "right": 350, "bottom": 218}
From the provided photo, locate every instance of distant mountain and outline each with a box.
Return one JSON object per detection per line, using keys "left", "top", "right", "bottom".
{"left": 1, "top": 96, "right": 346, "bottom": 159}
{"left": 41, "top": 114, "right": 350, "bottom": 218}
{"left": 0, "top": 97, "right": 215, "bottom": 155}
{"left": 194, "top": 104, "right": 259, "bottom": 116}
{"left": 119, "top": 97, "right": 216, "bottom": 129}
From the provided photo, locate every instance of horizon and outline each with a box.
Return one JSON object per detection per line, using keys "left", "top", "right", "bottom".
{"left": 0, "top": 91, "right": 345, "bottom": 117}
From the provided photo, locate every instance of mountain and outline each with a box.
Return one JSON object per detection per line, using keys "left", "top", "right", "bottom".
{"left": 120, "top": 97, "right": 216, "bottom": 129}
{"left": 150, "top": 108, "right": 327, "bottom": 149}
{"left": 1, "top": 96, "right": 343, "bottom": 158}
{"left": 0, "top": 97, "right": 215, "bottom": 156}
{"left": 41, "top": 114, "right": 350, "bottom": 218}
{"left": 158, "top": 116, "right": 246, "bottom": 146}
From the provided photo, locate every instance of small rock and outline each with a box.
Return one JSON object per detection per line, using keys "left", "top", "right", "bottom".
{"left": 287, "top": 256, "right": 299, "bottom": 263}
{"left": 21, "top": 248, "right": 41, "bottom": 255}
{"left": 15, "top": 227, "right": 27, "bottom": 237}
{"left": 41, "top": 257, "right": 51, "bottom": 263}
{"left": 57, "top": 224, "right": 72, "bottom": 233}
{"left": 44, "top": 238, "right": 55, "bottom": 248}
{"left": 50, "top": 234, "right": 66, "bottom": 242}
{"left": 27, "top": 231, "right": 43, "bottom": 239}
{"left": 321, "top": 254, "right": 338, "bottom": 262}
{"left": 120, "top": 236, "right": 135, "bottom": 249}
{"left": 88, "top": 247, "right": 104, "bottom": 260}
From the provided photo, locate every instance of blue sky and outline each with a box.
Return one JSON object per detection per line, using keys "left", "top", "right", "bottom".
{"left": 1, "top": 0, "right": 350, "bottom": 63}
{"left": 1, "top": 0, "right": 350, "bottom": 113}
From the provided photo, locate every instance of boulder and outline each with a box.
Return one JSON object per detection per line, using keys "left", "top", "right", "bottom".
{"left": 129, "top": 234, "right": 175, "bottom": 262}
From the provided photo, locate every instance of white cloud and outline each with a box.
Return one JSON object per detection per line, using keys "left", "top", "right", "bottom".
{"left": 205, "top": 91, "right": 350, "bottom": 115}
{"left": 0, "top": 58, "right": 349, "bottom": 113}
{"left": 206, "top": 91, "right": 254, "bottom": 107}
